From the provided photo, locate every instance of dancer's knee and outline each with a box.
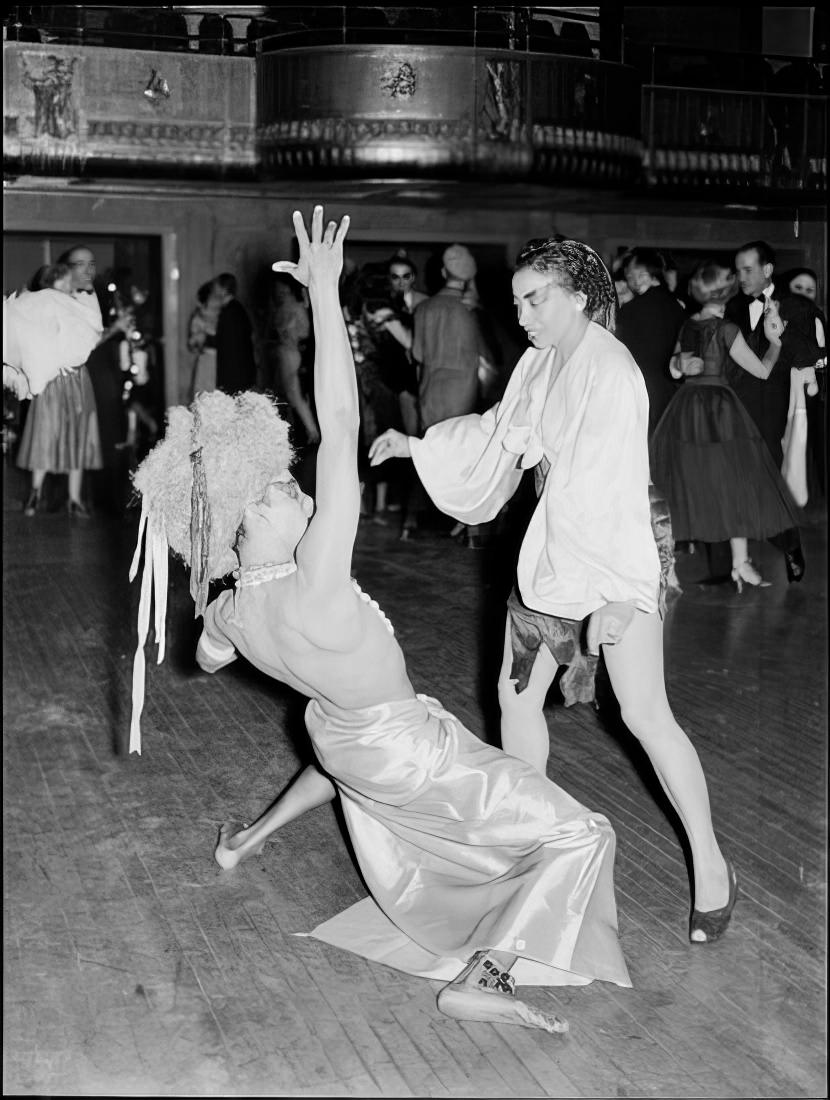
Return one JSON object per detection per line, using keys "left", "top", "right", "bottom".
{"left": 497, "top": 673, "right": 546, "bottom": 717}
{"left": 619, "top": 699, "right": 681, "bottom": 751}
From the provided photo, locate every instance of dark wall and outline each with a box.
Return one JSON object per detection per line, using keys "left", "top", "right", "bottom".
{"left": 623, "top": 6, "right": 750, "bottom": 53}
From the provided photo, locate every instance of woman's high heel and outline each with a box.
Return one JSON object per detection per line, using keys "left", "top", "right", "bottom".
{"left": 731, "top": 559, "right": 770, "bottom": 594}
{"left": 690, "top": 861, "right": 738, "bottom": 944}
{"left": 67, "top": 500, "right": 91, "bottom": 519}
{"left": 23, "top": 489, "right": 40, "bottom": 517}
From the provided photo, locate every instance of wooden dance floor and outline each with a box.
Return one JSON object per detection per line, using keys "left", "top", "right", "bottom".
{"left": 3, "top": 463, "right": 827, "bottom": 1098}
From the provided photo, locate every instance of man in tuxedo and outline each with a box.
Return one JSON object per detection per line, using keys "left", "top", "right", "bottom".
{"left": 61, "top": 245, "right": 135, "bottom": 515}
{"left": 209, "top": 272, "right": 257, "bottom": 394}
{"left": 616, "top": 247, "right": 686, "bottom": 436}
{"left": 726, "top": 240, "right": 805, "bottom": 582}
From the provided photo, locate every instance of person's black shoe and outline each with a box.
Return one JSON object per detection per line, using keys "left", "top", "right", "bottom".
{"left": 784, "top": 547, "right": 805, "bottom": 583}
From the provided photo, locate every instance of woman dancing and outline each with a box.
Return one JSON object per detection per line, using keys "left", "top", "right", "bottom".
{"left": 129, "top": 208, "right": 632, "bottom": 1035}
{"left": 370, "top": 236, "right": 736, "bottom": 944}
{"left": 651, "top": 260, "right": 801, "bottom": 590}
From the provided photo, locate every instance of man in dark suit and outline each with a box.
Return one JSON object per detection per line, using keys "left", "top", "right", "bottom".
{"left": 725, "top": 240, "right": 805, "bottom": 582}
{"left": 615, "top": 247, "right": 686, "bottom": 436}
{"left": 209, "top": 272, "right": 257, "bottom": 394}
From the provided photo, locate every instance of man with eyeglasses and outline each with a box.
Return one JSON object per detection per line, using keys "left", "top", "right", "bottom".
{"left": 383, "top": 254, "right": 427, "bottom": 437}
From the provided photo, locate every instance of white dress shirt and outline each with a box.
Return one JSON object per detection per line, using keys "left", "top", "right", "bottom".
{"left": 748, "top": 282, "right": 775, "bottom": 330}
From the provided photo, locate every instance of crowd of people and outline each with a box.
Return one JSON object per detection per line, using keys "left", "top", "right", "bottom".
{"left": 611, "top": 240, "right": 825, "bottom": 588}
{"left": 184, "top": 241, "right": 503, "bottom": 546}
{"left": 5, "top": 232, "right": 824, "bottom": 581}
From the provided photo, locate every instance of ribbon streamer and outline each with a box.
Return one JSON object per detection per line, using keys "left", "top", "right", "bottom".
{"left": 128, "top": 504, "right": 170, "bottom": 755}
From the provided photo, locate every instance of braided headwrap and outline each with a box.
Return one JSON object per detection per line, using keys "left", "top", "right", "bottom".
{"left": 516, "top": 236, "right": 617, "bottom": 332}
{"left": 128, "top": 390, "right": 293, "bottom": 754}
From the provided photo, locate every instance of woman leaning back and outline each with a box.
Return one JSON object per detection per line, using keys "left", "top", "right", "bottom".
{"left": 129, "top": 208, "right": 636, "bottom": 1035}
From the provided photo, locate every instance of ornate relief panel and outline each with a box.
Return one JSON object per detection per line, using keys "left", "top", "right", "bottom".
{"left": 4, "top": 43, "right": 256, "bottom": 172}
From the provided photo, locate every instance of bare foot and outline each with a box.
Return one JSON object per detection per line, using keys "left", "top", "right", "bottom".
{"left": 214, "top": 821, "right": 265, "bottom": 870}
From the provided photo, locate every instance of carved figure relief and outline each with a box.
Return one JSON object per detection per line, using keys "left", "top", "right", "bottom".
{"left": 380, "top": 62, "right": 417, "bottom": 100}
{"left": 21, "top": 55, "right": 78, "bottom": 139}
{"left": 482, "top": 60, "right": 524, "bottom": 141}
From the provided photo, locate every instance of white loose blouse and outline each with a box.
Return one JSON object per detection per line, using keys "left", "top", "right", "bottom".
{"left": 410, "top": 321, "right": 661, "bottom": 622}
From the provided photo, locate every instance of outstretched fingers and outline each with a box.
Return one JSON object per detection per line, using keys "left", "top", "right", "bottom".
{"left": 335, "top": 214, "right": 351, "bottom": 245}
{"left": 273, "top": 207, "right": 350, "bottom": 286}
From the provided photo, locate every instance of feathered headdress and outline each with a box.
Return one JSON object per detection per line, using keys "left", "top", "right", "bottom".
{"left": 128, "top": 390, "right": 293, "bottom": 754}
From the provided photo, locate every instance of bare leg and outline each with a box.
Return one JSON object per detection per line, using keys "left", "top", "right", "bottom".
{"left": 25, "top": 469, "right": 47, "bottom": 514}
{"left": 437, "top": 949, "right": 568, "bottom": 1033}
{"left": 215, "top": 764, "right": 336, "bottom": 870}
{"left": 729, "top": 536, "right": 749, "bottom": 569}
{"left": 497, "top": 619, "right": 559, "bottom": 774}
{"left": 68, "top": 469, "right": 83, "bottom": 505}
{"left": 602, "top": 610, "right": 729, "bottom": 912}
{"left": 729, "top": 536, "right": 769, "bottom": 590}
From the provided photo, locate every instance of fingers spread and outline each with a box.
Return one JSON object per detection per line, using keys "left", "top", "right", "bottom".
{"left": 292, "top": 209, "right": 310, "bottom": 249}
{"left": 335, "top": 214, "right": 351, "bottom": 244}
{"left": 311, "top": 204, "right": 324, "bottom": 242}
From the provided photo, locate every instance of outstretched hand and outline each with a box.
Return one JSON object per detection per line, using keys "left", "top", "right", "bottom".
{"left": 272, "top": 205, "right": 350, "bottom": 289}
{"left": 369, "top": 429, "right": 412, "bottom": 466}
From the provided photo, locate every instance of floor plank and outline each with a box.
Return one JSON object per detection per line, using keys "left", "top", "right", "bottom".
{"left": 3, "top": 464, "right": 826, "bottom": 1097}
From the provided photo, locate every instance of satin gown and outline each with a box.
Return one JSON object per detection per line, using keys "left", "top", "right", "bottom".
{"left": 302, "top": 692, "right": 631, "bottom": 988}
{"left": 199, "top": 585, "right": 632, "bottom": 990}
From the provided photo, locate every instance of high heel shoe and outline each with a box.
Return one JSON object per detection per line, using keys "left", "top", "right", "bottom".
{"left": 784, "top": 546, "right": 805, "bottom": 584}
{"left": 731, "top": 559, "right": 770, "bottom": 594}
{"left": 67, "top": 500, "right": 91, "bottom": 519}
{"left": 690, "top": 861, "right": 738, "bottom": 944}
{"left": 23, "top": 489, "right": 40, "bottom": 517}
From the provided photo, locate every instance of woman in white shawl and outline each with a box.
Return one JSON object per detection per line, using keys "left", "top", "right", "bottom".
{"left": 6, "top": 248, "right": 128, "bottom": 517}
{"left": 370, "top": 236, "right": 737, "bottom": 946}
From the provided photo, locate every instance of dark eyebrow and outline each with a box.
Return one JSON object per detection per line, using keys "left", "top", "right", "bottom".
{"left": 513, "top": 286, "right": 546, "bottom": 303}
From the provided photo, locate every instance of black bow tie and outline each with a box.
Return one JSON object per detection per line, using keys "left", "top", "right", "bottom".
{"left": 753, "top": 295, "right": 766, "bottom": 302}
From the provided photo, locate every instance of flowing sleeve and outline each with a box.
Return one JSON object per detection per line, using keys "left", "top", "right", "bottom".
{"left": 410, "top": 347, "right": 553, "bottom": 525}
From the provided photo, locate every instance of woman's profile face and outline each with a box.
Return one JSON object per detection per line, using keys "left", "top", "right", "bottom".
{"left": 789, "top": 273, "right": 817, "bottom": 301}
{"left": 512, "top": 267, "right": 581, "bottom": 349}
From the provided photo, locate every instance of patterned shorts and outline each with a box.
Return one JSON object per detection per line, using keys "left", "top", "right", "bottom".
{"left": 506, "top": 484, "right": 681, "bottom": 706}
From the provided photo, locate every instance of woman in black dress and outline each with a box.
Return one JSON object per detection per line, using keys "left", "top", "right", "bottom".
{"left": 650, "top": 261, "right": 800, "bottom": 592}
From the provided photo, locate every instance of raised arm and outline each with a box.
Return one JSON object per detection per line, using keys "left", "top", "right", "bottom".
{"left": 273, "top": 206, "right": 360, "bottom": 586}
{"left": 725, "top": 312, "right": 787, "bottom": 380}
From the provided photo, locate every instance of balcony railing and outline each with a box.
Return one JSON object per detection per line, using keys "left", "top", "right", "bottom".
{"left": 3, "top": 37, "right": 640, "bottom": 185}
{"left": 4, "top": 13, "right": 826, "bottom": 198}
{"left": 4, "top": 6, "right": 605, "bottom": 58}
{"left": 642, "top": 86, "right": 826, "bottom": 195}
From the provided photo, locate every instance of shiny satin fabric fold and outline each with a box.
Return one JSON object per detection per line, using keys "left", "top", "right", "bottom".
{"left": 302, "top": 693, "right": 631, "bottom": 988}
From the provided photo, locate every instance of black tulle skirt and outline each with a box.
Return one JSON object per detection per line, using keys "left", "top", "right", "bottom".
{"left": 649, "top": 377, "right": 799, "bottom": 543}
